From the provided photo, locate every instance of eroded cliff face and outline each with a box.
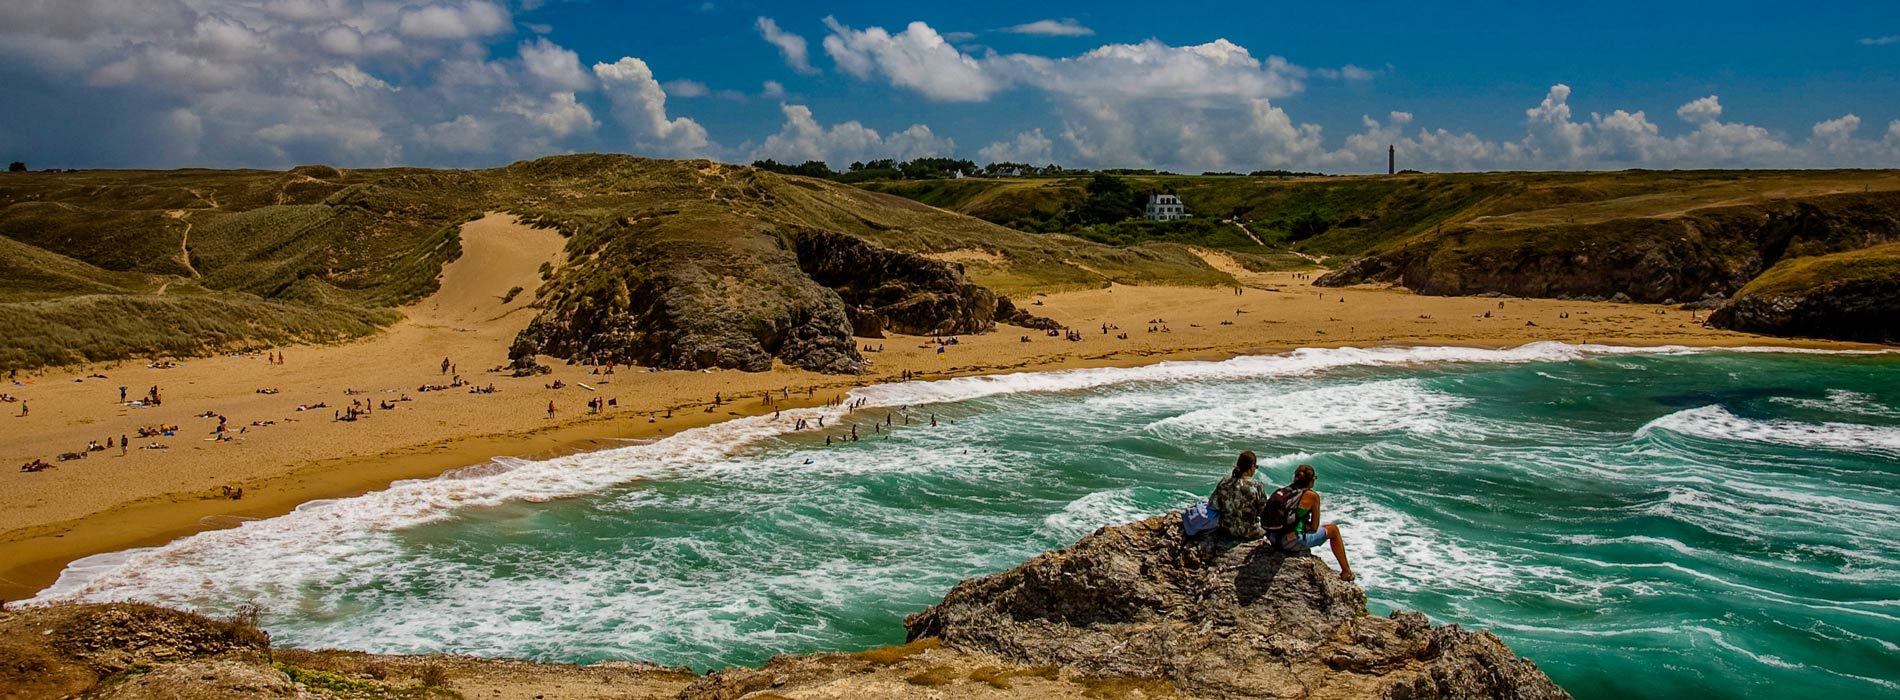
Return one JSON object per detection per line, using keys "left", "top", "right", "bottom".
{"left": 511, "top": 218, "right": 1052, "bottom": 373}
{"left": 1318, "top": 192, "right": 1900, "bottom": 308}
{"left": 791, "top": 230, "right": 1051, "bottom": 338}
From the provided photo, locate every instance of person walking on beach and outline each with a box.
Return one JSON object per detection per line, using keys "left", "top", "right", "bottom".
{"left": 547, "top": 400, "right": 556, "bottom": 417}
{"left": 1209, "top": 451, "right": 1268, "bottom": 539}
{"left": 120, "top": 434, "right": 128, "bottom": 455}
{"left": 1268, "top": 464, "right": 1355, "bottom": 581}
{"left": 119, "top": 386, "right": 127, "bottom": 402}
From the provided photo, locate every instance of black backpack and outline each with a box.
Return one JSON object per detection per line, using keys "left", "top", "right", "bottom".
{"left": 1262, "top": 486, "right": 1306, "bottom": 539}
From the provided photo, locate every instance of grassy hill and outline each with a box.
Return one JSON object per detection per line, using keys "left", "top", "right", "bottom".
{"left": 0, "top": 156, "right": 1234, "bottom": 371}
{"left": 866, "top": 170, "right": 1900, "bottom": 257}
{"left": 866, "top": 169, "right": 1900, "bottom": 342}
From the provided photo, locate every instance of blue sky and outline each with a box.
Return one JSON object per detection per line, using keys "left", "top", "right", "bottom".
{"left": 2, "top": 0, "right": 1898, "bottom": 172}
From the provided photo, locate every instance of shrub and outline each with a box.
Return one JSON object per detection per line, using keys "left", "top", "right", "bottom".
{"left": 416, "top": 662, "right": 449, "bottom": 688}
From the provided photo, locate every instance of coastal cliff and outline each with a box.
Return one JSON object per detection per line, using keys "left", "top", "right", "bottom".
{"left": 1707, "top": 243, "right": 1900, "bottom": 343}
{"left": 1313, "top": 191, "right": 1900, "bottom": 344}
{"left": 1315, "top": 192, "right": 1900, "bottom": 305}
{"left": 2, "top": 517, "right": 1566, "bottom": 700}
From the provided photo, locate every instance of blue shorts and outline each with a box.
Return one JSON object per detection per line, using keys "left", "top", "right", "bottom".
{"left": 1282, "top": 527, "right": 1331, "bottom": 551}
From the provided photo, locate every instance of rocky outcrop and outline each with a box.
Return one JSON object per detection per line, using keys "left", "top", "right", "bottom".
{"left": 512, "top": 213, "right": 1057, "bottom": 373}
{"left": 0, "top": 602, "right": 271, "bottom": 700}
{"left": 792, "top": 230, "right": 1055, "bottom": 338}
{"left": 904, "top": 516, "right": 1569, "bottom": 699}
{"left": 0, "top": 602, "right": 700, "bottom": 700}
{"left": 1318, "top": 192, "right": 1900, "bottom": 308}
{"left": 514, "top": 256, "right": 863, "bottom": 374}
{"left": 1708, "top": 243, "right": 1900, "bottom": 344}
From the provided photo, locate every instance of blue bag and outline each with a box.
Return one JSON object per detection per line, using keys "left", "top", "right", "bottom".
{"left": 1181, "top": 500, "right": 1220, "bottom": 537}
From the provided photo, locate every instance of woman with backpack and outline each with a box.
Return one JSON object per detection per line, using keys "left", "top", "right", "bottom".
{"left": 1208, "top": 451, "right": 1268, "bottom": 539}
{"left": 1269, "top": 464, "right": 1355, "bottom": 582}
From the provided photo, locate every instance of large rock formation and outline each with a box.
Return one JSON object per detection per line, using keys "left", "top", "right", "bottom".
{"left": 792, "top": 230, "right": 1055, "bottom": 338}
{"left": 512, "top": 210, "right": 1055, "bottom": 373}
{"left": 511, "top": 217, "right": 867, "bottom": 374}
{"left": 1708, "top": 243, "right": 1900, "bottom": 343}
{"left": 904, "top": 516, "right": 1569, "bottom": 699}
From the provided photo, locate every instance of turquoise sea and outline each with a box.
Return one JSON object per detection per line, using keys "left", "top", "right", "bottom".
{"left": 38, "top": 344, "right": 1900, "bottom": 699}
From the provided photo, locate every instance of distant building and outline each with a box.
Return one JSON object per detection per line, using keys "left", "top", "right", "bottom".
{"left": 1388, "top": 145, "right": 1395, "bottom": 175}
{"left": 1145, "top": 193, "right": 1187, "bottom": 221}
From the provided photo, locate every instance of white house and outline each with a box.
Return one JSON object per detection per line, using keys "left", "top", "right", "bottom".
{"left": 1145, "top": 194, "right": 1187, "bottom": 221}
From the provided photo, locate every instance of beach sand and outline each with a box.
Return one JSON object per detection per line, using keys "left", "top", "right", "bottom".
{"left": 0, "top": 214, "right": 1872, "bottom": 600}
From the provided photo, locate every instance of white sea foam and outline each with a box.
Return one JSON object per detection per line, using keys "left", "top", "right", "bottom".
{"left": 1770, "top": 389, "right": 1900, "bottom": 418}
{"left": 851, "top": 341, "right": 1715, "bottom": 410}
{"left": 1638, "top": 405, "right": 1900, "bottom": 456}
{"left": 1040, "top": 487, "right": 1195, "bottom": 542}
{"left": 1146, "top": 379, "right": 1470, "bottom": 439}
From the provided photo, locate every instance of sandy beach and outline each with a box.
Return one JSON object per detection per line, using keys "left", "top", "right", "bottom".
{"left": 0, "top": 213, "right": 1871, "bottom": 601}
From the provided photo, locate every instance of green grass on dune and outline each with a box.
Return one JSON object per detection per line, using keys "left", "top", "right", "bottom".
{"left": 0, "top": 292, "right": 397, "bottom": 369}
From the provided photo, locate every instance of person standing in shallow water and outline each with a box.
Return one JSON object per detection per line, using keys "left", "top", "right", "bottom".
{"left": 1209, "top": 451, "right": 1268, "bottom": 539}
{"left": 1274, "top": 464, "right": 1355, "bottom": 582}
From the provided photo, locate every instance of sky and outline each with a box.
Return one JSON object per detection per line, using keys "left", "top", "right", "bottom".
{"left": 2, "top": 0, "right": 1899, "bottom": 173}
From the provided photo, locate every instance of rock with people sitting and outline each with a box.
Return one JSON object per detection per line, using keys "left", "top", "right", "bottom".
{"left": 895, "top": 450, "right": 1566, "bottom": 699}
{"left": 1207, "top": 452, "right": 1353, "bottom": 580}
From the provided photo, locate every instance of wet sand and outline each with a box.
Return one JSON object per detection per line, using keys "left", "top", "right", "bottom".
{"left": 0, "top": 216, "right": 1873, "bottom": 601}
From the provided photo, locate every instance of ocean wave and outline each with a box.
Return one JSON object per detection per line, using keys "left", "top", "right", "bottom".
{"left": 1638, "top": 405, "right": 1900, "bottom": 456}
{"left": 1145, "top": 379, "right": 1470, "bottom": 439}
{"left": 1770, "top": 389, "right": 1900, "bottom": 418}
{"left": 1039, "top": 487, "right": 1190, "bottom": 543}
{"left": 851, "top": 341, "right": 1717, "bottom": 409}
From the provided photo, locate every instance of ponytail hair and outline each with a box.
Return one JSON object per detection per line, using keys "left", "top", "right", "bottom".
{"left": 1291, "top": 463, "right": 1316, "bottom": 489}
{"left": 1231, "top": 450, "right": 1257, "bottom": 479}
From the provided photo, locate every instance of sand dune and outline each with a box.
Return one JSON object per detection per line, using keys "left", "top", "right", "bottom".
{"left": 411, "top": 214, "right": 562, "bottom": 328}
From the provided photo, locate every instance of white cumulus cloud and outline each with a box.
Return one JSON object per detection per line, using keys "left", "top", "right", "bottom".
{"left": 518, "top": 37, "right": 592, "bottom": 91}
{"left": 752, "top": 104, "right": 952, "bottom": 167}
{"left": 978, "top": 128, "right": 1054, "bottom": 163}
{"left": 594, "top": 56, "right": 710, "bottom": 156}
{"left": 756, "top": 17, "right": 817, "bottom": 75}
{"left": 396, "top": 1, "right": 510, "bottom": 40}
{"left": 822, "top": 16, "right": 1001, "bottom": 102}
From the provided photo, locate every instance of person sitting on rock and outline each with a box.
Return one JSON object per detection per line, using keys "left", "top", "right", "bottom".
{"left": 1209, "top": 451, "right": 1268, "bottom": 539}
{"left": 1270, "top": 464, "right": 1355, "bottom": 581}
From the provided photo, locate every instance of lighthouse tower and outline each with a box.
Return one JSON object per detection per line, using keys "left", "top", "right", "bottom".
{"left": 1388, "top": 145, "right": 1395, "bottom": 175}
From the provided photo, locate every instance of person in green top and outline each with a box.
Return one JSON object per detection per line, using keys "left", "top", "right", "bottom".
{"left": 1278, "top": 464, "right": 1355, "bottom": 581}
